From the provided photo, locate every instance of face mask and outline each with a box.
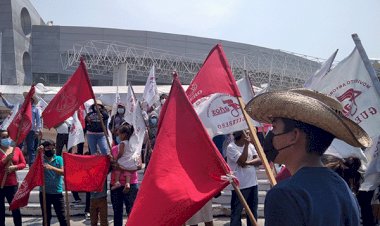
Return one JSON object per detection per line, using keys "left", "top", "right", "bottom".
{"left": 116, "top": 136, "right": 121, "bottom": 144}
{"left": 160, "top": 99, "right": 166, "bottom": 105}
{"left": 44, "top": 150, "right": 54, "bottom": 158}
{"left": 263, "top": 130, "right": 293, "bottom": 162}
{"left": 0, "top": 138, "right": 12, "bottom": 147}
{"left": 117, "top": 108, "right": 125, "bottom": 114}
{"left": 149, "top": 117, "right": 158, "bottom": 126}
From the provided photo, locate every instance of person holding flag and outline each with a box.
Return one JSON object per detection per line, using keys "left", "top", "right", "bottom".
{"left": 85, "top": 100, "right": 109, "bottom": 155}
{"left": 0, "top": 129, "right": 25, "bottom": 226}
{"left": 38, "top": 139, "right": 67, "bottom": 226}
{"left": 246, "top": 89, "right": 371, "bottom": 226}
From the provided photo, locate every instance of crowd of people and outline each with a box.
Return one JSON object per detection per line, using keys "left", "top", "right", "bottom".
{"left": 0, "top": 88, "right": 380, "bottom": 226}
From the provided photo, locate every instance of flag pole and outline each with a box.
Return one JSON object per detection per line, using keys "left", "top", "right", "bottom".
{"left": 41, "top": 150, "right": 48, "bottom": 226}
{"left": 64, "top": 183, "right": 71, "bottom": 226}
{"left": 0, "top": 112, "right": 25, "bottom": 188}
{"left": 237, "top": 96, "right": 277, "bottom": 186}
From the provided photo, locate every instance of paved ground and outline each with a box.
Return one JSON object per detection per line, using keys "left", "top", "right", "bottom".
{"left": 6, "top": 216, "right": 265, "bottom": 225}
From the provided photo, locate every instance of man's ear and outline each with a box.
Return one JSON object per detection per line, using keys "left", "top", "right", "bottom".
{"left": 291, "top": 128, "right": 303, "bottom": 144}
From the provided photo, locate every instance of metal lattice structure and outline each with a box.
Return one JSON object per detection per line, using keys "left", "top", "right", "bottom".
{"left": 61, "top": 40, "right": 323, "bottom": 90}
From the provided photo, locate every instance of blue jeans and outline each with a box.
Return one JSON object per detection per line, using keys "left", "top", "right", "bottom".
{"left": 110, "top": 183, "right": 138, "bottom": 226}
{"left": 86, "top": 133, "right": 109, "bottom": 155}
{"left": 230, "top": 185, "right": 258, "bottom": 226}
{"left": 26, "top": 130, "right": 38, "bottom": 166}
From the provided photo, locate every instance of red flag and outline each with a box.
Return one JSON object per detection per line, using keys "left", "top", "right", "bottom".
{"left": 63, "top": 153, "right": 110, "bottom": 192}
{"left": 9, "top": 150, "right": 43, "bottom": 210}
{"left": 7, "top": 86, "right": 35, "bottom": 145}
{"left": 42, "top": 59, "right": 95, "bottom": 128}
{"left": 186, "top": 44, "right": 241, "bottom": 103}
{"left": 126, "top": 75, "right": 231, "bottom": 226}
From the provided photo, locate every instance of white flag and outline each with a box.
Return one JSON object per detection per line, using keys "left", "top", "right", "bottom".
{"left": 67, "top": 112, "right": 84, "bottom": 151}
{"left": 0, "top": 104, "right": 19, "bottom": 130}
{"left": 129, "top": 100, "right": 146, "bottom": 158}
{"left": 361, "top": 135, "right": 380, "bottom": 191}
{"left": 142, "top": 65, "right": 159, "bottom": 109}
{"left": 193, "top": 93, "right": 251, "bottom": 137}
{"left": 237, "top": 77, "right": 255, "bottom": 103}
{"left": 304, "top": 49, "right": 338, "bottom": 88}
{"left": 111, "top": 86, "right": 121, "bottom": 117}
{"left": 125, "top": 83, "right": 136, "bottom": 125}
{"left": 306, "top": 35, "right": 380, "bottom": 138}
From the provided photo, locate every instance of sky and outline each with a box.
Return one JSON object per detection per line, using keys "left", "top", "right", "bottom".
{"left": 31, "top": 0, "right": 379, "bottom": 61}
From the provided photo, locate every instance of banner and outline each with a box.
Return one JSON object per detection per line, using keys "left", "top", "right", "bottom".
{"left": 63, "top": 153, "right": 110, "bottom": 192}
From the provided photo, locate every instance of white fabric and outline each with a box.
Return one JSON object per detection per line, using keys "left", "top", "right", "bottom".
{"left": 325, "top": 139, "right": 367, "bottom": 162}
{"left": 117, "top": 140, "right": 139, "bottom": 170}
{"left": 361, "top": 135, "right": 380, "bottom": 191}
{"left": 67, "top": 112, "right": 84, "bottom": 150}
{"left": 226, "top": 142, "right": 258, "bottom": 189}
{"left": 185, "top": 200, "right": 213, "bottom": 225}
{"left": 304, "top": 49, "right": 338, "bottom": 88}
{"left": 124, "top": 83, "right": 136, "bottom": 125}
{"left": 129, "top": 100, "right": 146, "bottom": 157}
{"left": 55, "top": 118, "right": 72, "bottom": 134}
{"left": 306, "top": 47, "right": 380, "bottom": 138}
{"left": 142, "top": 65, "right": 159, "bottom": 108}
{"left": 193, "top": 93, "right": 260, "bottom": 137}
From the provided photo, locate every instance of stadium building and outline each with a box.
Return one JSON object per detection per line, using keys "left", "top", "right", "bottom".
{"left": 0, "top": 0, "right": 330, "bottom": 91}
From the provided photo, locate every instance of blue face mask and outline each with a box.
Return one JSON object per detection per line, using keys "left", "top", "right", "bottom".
{"left": 1, "top": 138, "right": 12, "bottom": 147}
{"left": 149, "top": 118, "right": 158, "bottom": 126}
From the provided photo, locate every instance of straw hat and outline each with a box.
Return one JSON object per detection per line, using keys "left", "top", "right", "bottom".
{"left": 245, "top": 89, "right": 371, "bottom": 148}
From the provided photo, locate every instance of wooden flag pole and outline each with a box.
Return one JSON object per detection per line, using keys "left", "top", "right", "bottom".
{"left": 237, "top": 96, "right": 277, "bottom": 186}
{"left": 231, "top": 181, "right": 258, "bottom": 226}
{"left": 64, "top": 186, "right": 71, "bottom": 226}
{"left": 0, "top": 114, "right": 25, "bottom": 188}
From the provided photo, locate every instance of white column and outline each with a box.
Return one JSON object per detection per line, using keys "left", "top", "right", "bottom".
{"left": 113, "top": 63, "right": 127, "bottom": 86}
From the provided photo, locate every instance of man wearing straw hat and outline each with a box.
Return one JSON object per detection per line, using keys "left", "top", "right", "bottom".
{"left": 245, "top": 89, "right": 371, "bottom": 226}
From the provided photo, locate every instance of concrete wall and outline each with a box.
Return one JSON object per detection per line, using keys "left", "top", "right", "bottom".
{"left": 0, "top": 0, "right": 44, "bottom": 85}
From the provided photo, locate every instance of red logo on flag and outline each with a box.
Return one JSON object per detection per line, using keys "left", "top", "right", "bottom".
{"left": 337, "top": 88, "right": 362, "bottom": 116}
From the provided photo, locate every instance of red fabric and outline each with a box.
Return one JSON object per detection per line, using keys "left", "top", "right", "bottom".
{"left": 42, "top": 60, "right": 95, "bottom": 128}
{"left": 9, "top": 150, "right": 43, "bottom": 210}
{"left": 63, "top": 153, "right": 110, "bottom": 192}
{"left": 0, "top": 148, "right": 26, "bottom": 186}
{"left": 275, "top": 166, "right": 292, "bottom": 183}
{"left": 7, "top": 86, "right": 35, "bottom": 145}
{"left": 126, "top": 76, "right": 231, "bottom": 226}
{"left": 185, "top": 44, "right": 241, "bottom": 103}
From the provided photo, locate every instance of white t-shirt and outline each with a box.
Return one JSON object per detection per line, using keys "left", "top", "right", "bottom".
{"left": 226, "top": 142, "right": 258, "bottom": 189}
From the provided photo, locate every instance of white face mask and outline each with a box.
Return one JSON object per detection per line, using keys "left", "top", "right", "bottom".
{"left": 117, "top": 108, "right": 125, "bottom": 114}
{"left": 160, "top": 99, "right": 166, "bottom": 105}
